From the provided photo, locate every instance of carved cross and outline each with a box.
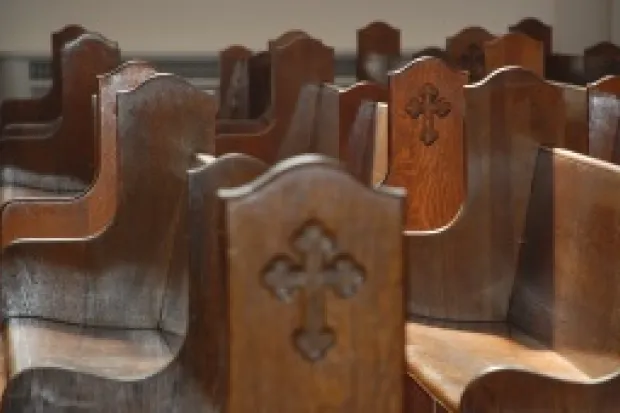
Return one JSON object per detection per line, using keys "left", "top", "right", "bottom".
{"left": 459, "top": 43, "right": 485, "bottom": 81}
{"left": 262, "top": 223, "right": 365, "bottom": 362}
{"left": 405, "top": 83, "right": 452, "bottom": 146}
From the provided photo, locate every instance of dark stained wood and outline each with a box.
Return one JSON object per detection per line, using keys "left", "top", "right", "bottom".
{"left": 1, "top": 61, "right": 157, "bottom": 248}
{"left": 551, "top": 80, "right": 590, "bottom": 155}
{"left": 218, "top": 45, "right": 252, "bottom": 119}
{"left": 0, "top": 24, "right": 87, "bottom": 132}
{"left": 484, "top": 32, "right": 545, "bottom": 77}
{"left": 446, "top": 26, "right": 495, "bottom": 82}
{"left": 346, "top": 100, "right": 388, "bottom": 187}
{"left": 248, "top": 50, "right": 272, "bottom": 118}
{"left": 386, "top": 56, "right": 467, "bottom": 231}
{"left": 0, "top": 73, "right": 215, "bottom": 410}
{"left": 0, "top": 33, "right": 120, "bottom": 189}
{"left": 588, "top": 75, "right": 620, "bottom": 163}
{"left": 216, "top": 36, "right": 334, "bottom": 163}
{"left": 339, "top": 81, "right": 387, "bottom": 161}
{"left": 356, "top": 21, "right": 401, "bottom": 82}
{"left": 584, "top": 42, "right": 620, "bottom": 82}
{"left": 217, "top": 154, "right": 405, "bottom": 412}
{"left": 509, "top": 17, "right": 553, "bottom": 56}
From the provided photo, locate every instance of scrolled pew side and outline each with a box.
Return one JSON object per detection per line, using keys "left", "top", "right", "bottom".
{"left": 0, "top": 73, "right": 216, "bottom": 410}
{"left": 404, "top": 68, "right": 620, "bottom": 412}
{"left": 0, "top": 24, "right": 87, "bottom": 131}
{"left": 0, "top": 32, "right": 121, "bottom": 191}
{"left": 216, "top": 154, "right": 405, "bottom": 412}
{"left": 0, "top": 61, "right": 158, "bottom": 248}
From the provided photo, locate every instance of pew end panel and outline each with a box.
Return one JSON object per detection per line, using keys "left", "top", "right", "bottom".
{"left": 386, "top": 56, "right": 467, "bottom": 231}
{"left": 218, "top": 155, "right": 405, "bottom": 413}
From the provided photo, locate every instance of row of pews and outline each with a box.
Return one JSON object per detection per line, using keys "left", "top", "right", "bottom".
{"left": 0, "top": 16, "right": 619, "bottom": 412}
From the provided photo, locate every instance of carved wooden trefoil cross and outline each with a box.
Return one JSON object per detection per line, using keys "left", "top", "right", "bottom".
{"left": 405, "top": 82, "right": 452, "bottom": 146}
{"left": 262, "top": 222, "right": 365, "bottom": 362}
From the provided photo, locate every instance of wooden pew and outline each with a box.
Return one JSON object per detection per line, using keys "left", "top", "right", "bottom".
{"left": 509, "top": 17, "right": 553, "bottom": 56}
{"left": 0, "top": 24, "right": 87, "bottom": 134}
{"left": 218, "top": 45, "right": 252, "bottom": 119}
{"left": 484, "top": 32, "right": 544, "bottom": 77}
{"left": 356, "top": 21, "right": 401, "bottom": 84}
{"left": 1, "top": 60, "right": 157, "bottom": 247}
{"left": 389, "top": 63, "right": 620, "bottom": 412}
{"left": 0, "top": 32, "right": 120, "bottom": 193}
{"left": 276, "top": 80, "right": 387, "bottom": 163}
{"left": 210, "top": 153, "right": 404, "bottom": 411}
{"left": 0, "top": 73, "right": 214, "bottom": 410}
{"left": 216, "top": 35, "right": 334, "bottom": 163}
{"left": 446, "top": 26, "right": 495, "bottom": 82}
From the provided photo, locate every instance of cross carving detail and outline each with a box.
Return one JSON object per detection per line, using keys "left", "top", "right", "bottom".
{"left": 262, "top": 223, "right": 365, "bottom": 362}
{"left": 405, "top": 82, "right": 452, "bottom": 146}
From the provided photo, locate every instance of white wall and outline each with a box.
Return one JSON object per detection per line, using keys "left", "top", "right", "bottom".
{"left": 0, "top": 0, "right": 565, "bottom": 55}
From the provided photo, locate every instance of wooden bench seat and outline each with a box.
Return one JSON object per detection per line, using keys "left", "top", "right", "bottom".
{"left": 6, "top": 318, "right": 177, "bottom": 380}
{"left": 405, "top": 319, "right": 589, "bottom": 410}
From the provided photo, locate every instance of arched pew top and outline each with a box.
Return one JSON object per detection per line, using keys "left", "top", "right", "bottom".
{"left": 356, "top": 21, "right": 401, "bottom": 82}
{"left": 217, "top": 154, "right": 404, "bottom": 412}
{"left": 508, "top": 17, "right": 553, "bottom": 56}
{"left": 484, "top": 32, "right": 545, "bottom": 77}
{"left": 446, "top": 26, "right": 495, "bottom": 82}
{"left": 269, "top": 29, "right": 311, "bottom": 50}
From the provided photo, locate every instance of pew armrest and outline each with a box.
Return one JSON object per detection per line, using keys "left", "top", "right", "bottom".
{"left": 0, "top": 95, "right": 56, "bottom": 130}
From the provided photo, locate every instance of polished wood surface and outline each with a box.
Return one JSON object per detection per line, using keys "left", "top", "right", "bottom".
{"left": 0, "top": 32, "right": 120, "bottom": 188}
{"left": 0, "top": 24, "right": 87, "bottom": 132}
{"left": 219, "top": 154, "right": 405, "bottom": 413}
{"left": 1, "top": 61, "right": 157, "bottom": 248}
{"left": 386, "top": 56, "right": 467, "bottom": 231}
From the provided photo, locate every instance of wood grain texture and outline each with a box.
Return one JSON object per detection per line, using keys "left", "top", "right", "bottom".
{"left": 219, "top": 154, "right": 405, "bottom": 413}
{"left": 1, "top": 61, "right": 158, "bottom": 248}
{"left": 386, "top": 56, "right": 467, "bottom": 231}
{"left": 405, "top": 67, "right": 564, "bottom": 320}
{"left": 484, "top": 32, "right": 544, "bottom": 77}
